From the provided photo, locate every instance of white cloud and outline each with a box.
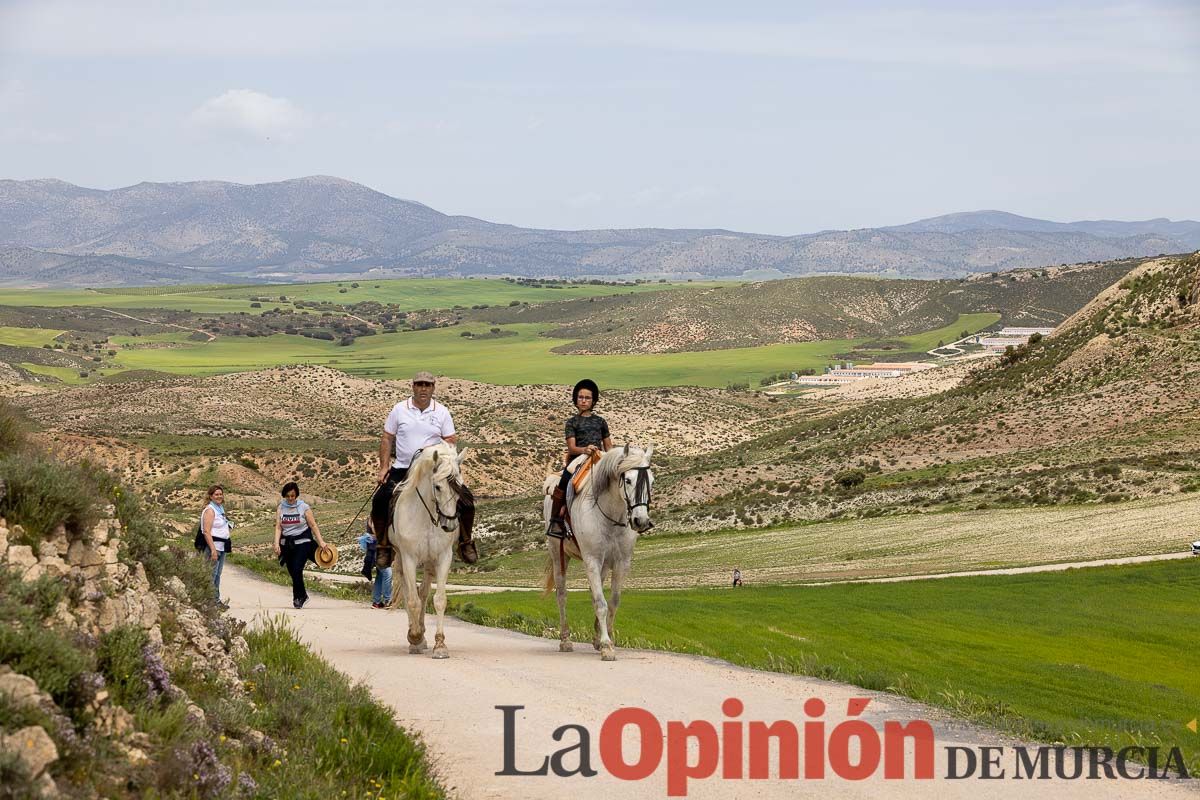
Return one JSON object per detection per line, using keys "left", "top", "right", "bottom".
{"left": 189, "top": 89, "right": 308, "bottom": 141}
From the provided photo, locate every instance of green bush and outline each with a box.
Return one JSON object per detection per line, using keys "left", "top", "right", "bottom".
{"left": 0, "top": 400, "right": 26, "bottom": 452}
{"left": 97, "top": 626, "right": 151, "bottom": 709}
{"left": 0, "top": 454, "right": 98, "bottom": 545}
{"left": 833, "top": 468, "right": 867, "bottom": 489}
{"left": 0, "top": 568, "right": 94, "bottom": 712}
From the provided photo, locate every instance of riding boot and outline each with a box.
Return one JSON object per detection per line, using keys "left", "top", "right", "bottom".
{"left": 375, "top": 527, "right": 394, "bottom": 569}
{"left": 456, "top": 494, "right": 478, "bottom": 564}
{"left": 547, "top": 487, "right": 568, "bottom": 538}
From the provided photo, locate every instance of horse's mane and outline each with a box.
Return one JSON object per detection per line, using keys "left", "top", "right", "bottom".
{"left": 397, "top": 443, "right": 460, "bottom": 499}
{"left": 590, "top": 446, "right": 647, "bottom": 495}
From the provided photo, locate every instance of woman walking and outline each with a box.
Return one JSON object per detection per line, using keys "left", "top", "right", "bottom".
{"left": 273, "top": 481, "right": 328, "bottom": 609}
{"left": 199, "top": 485, "right": 232, "bottom": 607}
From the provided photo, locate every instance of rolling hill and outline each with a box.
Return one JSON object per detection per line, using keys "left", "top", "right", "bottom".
{"left": 1, "top": 176, "right": 1196, "bottom": 285}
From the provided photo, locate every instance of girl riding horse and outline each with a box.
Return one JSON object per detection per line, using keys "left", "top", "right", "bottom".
{"left": 547, "top": 378, "right": 614, "bottom": 537}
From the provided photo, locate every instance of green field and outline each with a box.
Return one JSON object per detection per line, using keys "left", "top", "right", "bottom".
{"left": 449, "top": 560, "right": 1200, "bottom": 773}
{"left": 0, "top": 278, "right": 702, "bottom": 315}
{"left": 0, "top": 325, "right": 65, "bottom": 347}
{"left": 450, "top": 494, "right": 1199, "bottom": 588}
{"left": 107, "top": 313, "right": 997, "bottom": 388}
{"left": 18, "top": 363, "right": 95, "bottom": 384}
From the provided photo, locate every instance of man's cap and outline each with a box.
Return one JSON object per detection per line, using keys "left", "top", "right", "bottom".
{"left": 413, "top": 371, "right": 436, "bottom": 383}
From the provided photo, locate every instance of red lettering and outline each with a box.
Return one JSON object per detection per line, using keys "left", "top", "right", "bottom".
{"left": 666, "top": 721, "right": 719, "bottom": 797}
{"left": 748, "top": 721, "right": 800, "bottom": 779}
{"left": 599, "top": 707, "right": 663, "bottom": 781}
{"left": 721, "top": 698, "right": 743, "bottom": 778}
{"left": 828, "top": 720, "right": 881, "bottom": 780}
{"left": 884, "top": 720, "right": 935, "bottom": 779}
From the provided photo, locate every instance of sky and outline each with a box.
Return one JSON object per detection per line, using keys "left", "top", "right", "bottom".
{"left": 1, "top": 0, "right": 1197, "bottom": 234}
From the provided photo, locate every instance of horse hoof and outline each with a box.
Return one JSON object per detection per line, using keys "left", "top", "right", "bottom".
{"left": 600, "top": 646, "right": 616, "bottom": 662}
{"left": 408, "top": 644, "right": 425, "bottom": 655}
{"left": 592, "top": 639, "right": 601, "bottom": 651}
{"left": 432, "top": 646, "right": 449, "bottom": 659}
{"left": 559, "top": 641, "right": 574, "bottom": 653}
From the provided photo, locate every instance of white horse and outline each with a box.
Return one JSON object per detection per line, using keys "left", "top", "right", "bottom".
{"left": 542, "top": 444, "right": 655, "bottom": 661}
{"left": 388, "top": 442, "right": 468, "bottom": 659}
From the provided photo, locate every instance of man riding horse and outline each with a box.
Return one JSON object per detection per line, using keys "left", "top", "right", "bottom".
{"left": 371, "top": 370, "right": 477, "bottom": 568}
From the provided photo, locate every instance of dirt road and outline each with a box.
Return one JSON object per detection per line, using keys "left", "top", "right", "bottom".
{"left": 225, "top": 567, "right": 1196, "bottom": 799}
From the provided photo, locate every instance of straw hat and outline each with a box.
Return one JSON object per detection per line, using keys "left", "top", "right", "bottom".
{"left": 315, "top": 543, "right": 339, "bottom": 569}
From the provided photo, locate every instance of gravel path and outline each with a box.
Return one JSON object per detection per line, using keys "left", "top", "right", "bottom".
{"left": 225, "top": 566, "right": 1197, "bottom": 799}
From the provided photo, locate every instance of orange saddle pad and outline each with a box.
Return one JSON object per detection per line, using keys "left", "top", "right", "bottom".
{"left": 570, "top": 452, "right": 602, "bottom": 493}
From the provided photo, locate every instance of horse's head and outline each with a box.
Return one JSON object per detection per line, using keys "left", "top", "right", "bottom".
{"left": 613, "top": 443, "right": 655, "bottom": 534}
{"left": 427, "top": 444, "right": 467, "bottom": 533}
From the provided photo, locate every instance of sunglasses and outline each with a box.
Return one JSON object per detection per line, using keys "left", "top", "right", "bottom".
{"left": 414, "top": 381, "right": 434, "bottom": 387}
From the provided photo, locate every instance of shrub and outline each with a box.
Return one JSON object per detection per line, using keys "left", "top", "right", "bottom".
{"left": 97, "top": 626, "right": 152, "bottom": 709}
{"left": 0, "top": 453, "right": 98, "bottom": 544}
{"left": 239, "top": 457, "right": 260, "bottom": 471}
{"left": 0, "top": 400, "right": 26, "bottom": 452}
{"left": 833, "top": 469, "right": 867, "bottom": 489}
{"left": 0, "top": 569, "right": 94, "bottom": 711}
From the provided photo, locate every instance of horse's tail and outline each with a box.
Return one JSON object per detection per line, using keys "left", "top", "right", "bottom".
{"left": 388, "top": 562, "right": 404, "bottom": 608}
{"left": 542, "top": 537, "right": 580, "bottom": 596}
{"left": 542, "top": 549, "right": 556, "bottom": 595}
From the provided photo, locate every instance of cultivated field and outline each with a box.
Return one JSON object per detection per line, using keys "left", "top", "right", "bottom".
{"left": 99, "top": 314, "right": 995, "bottom": 388}
{"left": 0, "top": 277, "right": 701, "bottom": 314}
{"left": 451, "top": 492, "right": 1200, "bottom": 588}
{"left": 0, "top": 325, "right": 65, "bottom": 347}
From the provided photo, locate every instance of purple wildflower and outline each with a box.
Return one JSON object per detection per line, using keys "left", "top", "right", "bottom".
{"left": 237, "top": 772, "right": 258, "bottom": 795}
{"left": 142, "top": 644, "right": 172, "bottom": 700}
{"left": 188, "top": 739, "right": 232, "bottom": 799}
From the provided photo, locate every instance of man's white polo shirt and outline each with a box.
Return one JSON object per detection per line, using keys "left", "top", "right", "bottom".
{"left": 384, "top": 398, "right": 456, "bottom": 468}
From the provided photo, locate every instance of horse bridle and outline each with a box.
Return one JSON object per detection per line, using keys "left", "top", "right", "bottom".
{"left": 415, "top": 478, "right": 460, "bottom": 528}
{"left": 597, "top": 465, "right": 654, "bottom": 530}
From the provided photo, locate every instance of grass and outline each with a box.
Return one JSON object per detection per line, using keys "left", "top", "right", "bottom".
{"left": 105, "top": 314, "right": 994, "bottom": 388}
{"left": 449, "top": 559, "right": 1200, "bottom": 774}
{"left": 18, "top": 363, "right": 95, "bottom": 384}
{"left": 0, "top": 325, "right": 65, "bottom": 347}
{"left": 451, "top": 492, "right": 1199, "bottom": 588}
{"left": 0, "top": 278, "right": 698, "bottom": 315}
{"left": 182, "top": 277, "right": 713, "bottom": 308}
{"left": 240, "top": 617, "right": 443, "bottom": 799}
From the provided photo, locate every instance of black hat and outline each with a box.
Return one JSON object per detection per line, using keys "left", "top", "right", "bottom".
{"left": 572, "top": 379, "right": 600, "bottom": 406}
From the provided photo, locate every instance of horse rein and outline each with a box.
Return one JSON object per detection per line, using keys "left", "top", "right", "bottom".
{"left": 596, "top": 465, "right": 654, "bottom": 530}
{"left": 414, "top": 479, "right": 460, "bottom": 528}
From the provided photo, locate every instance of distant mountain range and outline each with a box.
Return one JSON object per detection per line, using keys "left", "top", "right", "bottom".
{"left": 1, "top": 176, "right": 1196, "bottom": 287}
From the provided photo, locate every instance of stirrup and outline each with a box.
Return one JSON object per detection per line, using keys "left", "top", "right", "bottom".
{"left": 546, "top": 518, "right": 568, "bottom": 539}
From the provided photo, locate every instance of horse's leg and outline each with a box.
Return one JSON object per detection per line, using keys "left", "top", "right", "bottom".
{"left": 583, "top": 557, "right": 615, "bottom": 661}
{"left": 554, "top": 538, "right": 572, "bottom": 652}
{"left": 400, "top": 553, "right": 424, "bottom": 654}
{"left": 594, "top": 563, "right": 612, "bottom": 651}
{"left": 431, "top": 549, "right": 453, "bottom": 659}
{"left": 607, "top": 560, "right": 628, "bottom": 645}
{"left": 416, "top": 565, "right": 433, "bottom": 651}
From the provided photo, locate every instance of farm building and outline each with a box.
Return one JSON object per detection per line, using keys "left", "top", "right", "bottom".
{"left": 975, "top": 326, "right": 1055, "bottom": 352}
{"left": 796, "top": 361, "right": 936, "bottom": 385}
